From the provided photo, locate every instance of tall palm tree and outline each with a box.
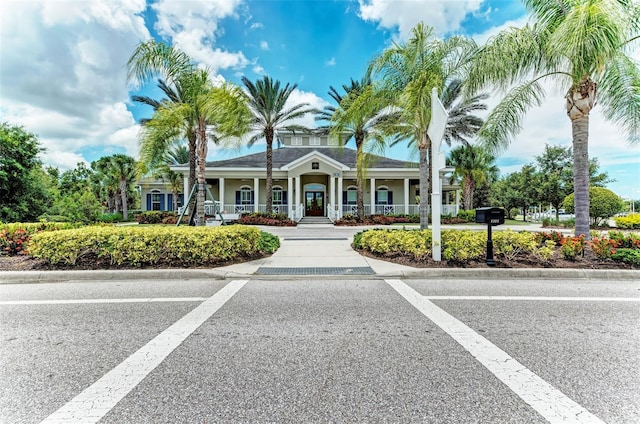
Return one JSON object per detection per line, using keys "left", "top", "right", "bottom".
{"left": 466, "top": 0, "right": 640, "bottom": 238}
{"left": 157, "top": 145, "right": 189, "bottom": 212}
{"left": 369, "top": 23, "right": 478, "bottom": 229}
{"left": 128, "top": 41, "right": 250, "bottom": 225}
{"left": 316, "top": 77, "right": 396, "bottom": 218}
{"left": 241, "top": 76, "right": 315, "bottom": 212}
{"left": 132, "top": 79, "right": 197, "bottom": 196}
{"left": 448, "top": 144, "right": 496, "bottom": 210}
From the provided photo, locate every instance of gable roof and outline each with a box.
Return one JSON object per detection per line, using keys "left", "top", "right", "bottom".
{"left": 205, "top": 147, "right": 418, "bottom": 169}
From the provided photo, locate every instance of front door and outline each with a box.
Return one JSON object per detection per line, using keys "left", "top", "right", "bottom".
{"left": 305, "top": 191, "right": 324, "bottom": 216}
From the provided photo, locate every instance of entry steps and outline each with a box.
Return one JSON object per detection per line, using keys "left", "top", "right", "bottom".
{"left": 297, "top": 216, "right": 333, "bottom": 225}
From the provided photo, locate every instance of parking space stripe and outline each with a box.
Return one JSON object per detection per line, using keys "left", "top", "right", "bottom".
{"left": 1, "top": 297, "right": 208, "bottom": 305}
{"left": 424, "top": 296, "right": 640, "bottom": 302}
{"left": 39, "top": 279, "right": 248, "bottom": 424}
{"left": 386, "top": 279, "right": 605, "bottom": 424}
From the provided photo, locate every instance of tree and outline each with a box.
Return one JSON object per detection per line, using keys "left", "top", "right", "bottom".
{"left": 242, "top": 75, "right": 315, "bottom": 212}
{"left": 128, "top": 41, "right": 250, "bottom": 225}
{"left": 369, "top": 25, "right": 478, "bottom": 229}
{"left": 467, "top": 0, "right": 640, "bottom": 238}
{"left": 448, "top": 144, "right": 497, "bottom": 210}
{"left": 158, "top": 145, "right": 189, "bottom": 212}
{"left": 563, "top": 187, "right": 624, "bottom": 226}
{"left": 535, "top": 144, "right": 611, "bottom": 220}
{"left": 132, "top": 79, "right": 197, "bottom": 198}
{"left": 490, "top": 175, "right": 521, "bottom": 219}
{"left": 316, "top": 77, "right": 394, "bottom": 218}
{"left": 0, "top": 123, "right": 52, "bottom": 222}
{"left": 107, "top": 154, "right": 137, "bottom": 221}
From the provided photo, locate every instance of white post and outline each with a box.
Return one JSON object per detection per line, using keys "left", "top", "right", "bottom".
{"left": 337, "top": 177, "right": 343, "bottom": 218}
{"left": 288, "top": 176, "right": 293, "bottom": 219}
{"left": 253, "top": 177, "right": 259, "bottom": 213}
{"left": 219, "top": 177, "right": 225, "bottom": 212}
{"left": 404, "top": 178, "right": 409, "bottom": 215}
{"left": 183, "top": 176, "right": 189, "bottom": 209}
{"left": 295, "top": 177, "right": 301, "bottom": 213}
{"left": 370, "top": 178, "right": 376, "bottom": 215}
{"left": 427, "top": 87, "right": 449, "bottom": 262}
{"left": 330, "top": 175, "right": 336, "bottom": 211}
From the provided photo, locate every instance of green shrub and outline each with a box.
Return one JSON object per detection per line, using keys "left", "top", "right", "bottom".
{"left": 535, "top": 231, "right": 565, "bottom": 246}
{"left": 98, "top": 213, "right": 124, "bottom": 223}
{"left": 28, "top": 225, "right": 271, "bottom": 267}
{"left": 238, "top": 212, "right": 297, "bottom": 226}
{"left": 589, "top": 237, "right": 618, "bottom": 259}
{"left": 563, "top": 187, "right": 625, "bottom": 226}
{"left": 136, "top": 211, "right": 178, "bottom": 224}
{"left": 607, "top": 231, "right": 640, "bottom": 249}
{"left": 356, "top": 228, "right": 431, "bottom": 259}
{"left": 559, "top": 235, "right": 586, "bottom": 260}
{"left": 441, "top": 230, "right": 485, "bottom": 261}
{"left": 542, "top": 217, "right": 575, "bottom": 228}
{"left": 258, "top": 231, "right": 280, "bottom": 254}
{"left": 611, "top": 249, "right": 640, "bottom": 266}
{"left": 614, "top": 213, "right": 640, "bottom": 229}
{"left": 456, "top": 209, "right": 476, "bottom": 222}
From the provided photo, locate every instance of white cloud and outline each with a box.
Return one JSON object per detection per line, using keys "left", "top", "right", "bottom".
{"left": 253, "top": 65, "right": 265, "bottom": 75}
{"left": 250, "top": 22, "right": 264, "bottom": 30}
{"left": 0, "top": 0, "right": 148, "bottom": 170}
{"left": 260, "top": 40, "right": 269, "bottom": 50}
{"left": 358, "top": 0, "right": 484, "bottom": 38}
{"left": 152, "top": 0, "right": 249, "bottom": 72}
{"left": 325, "top": 57, "right": 336, "bottom": 67}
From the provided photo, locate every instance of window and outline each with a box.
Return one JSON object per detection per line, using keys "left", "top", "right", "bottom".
{"left": 302, "top": 136, "right": 310, "bottom": 145}
{"left": 312, "top": 162, "right": 319, "bottom": 170}
{"left": 310, "top": 137, "right": 320, "bottom": 146}
{"left": 376, "top": 187, "right": 389, "bottom": 204}
{"left": 151, "top": 191, "right": 162, "bottom": 210}
{"left": 273, "top": 186, "right": 283, "bottom": 205}
{"left": 291, "top": 137, "right": 302, "bottom": 146}
{"left": 240, "top": 186, "right": 252, "bottom": 205}
{"left": 346, "top": 186, "right": 357, "bottom": 205}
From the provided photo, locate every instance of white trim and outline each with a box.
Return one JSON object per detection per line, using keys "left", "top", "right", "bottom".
{"left": 281, "top": 151, "right": 350, "bottom": 171}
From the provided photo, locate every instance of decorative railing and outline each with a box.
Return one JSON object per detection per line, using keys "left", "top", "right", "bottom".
{"left": 327, "top": 203, "right": 339, "bottom": 222}
{"left": 292, "top": 203, "right": 304, "bottom": 222}
{"left": 257, "top": 204, "right": 289, "bottom": 214}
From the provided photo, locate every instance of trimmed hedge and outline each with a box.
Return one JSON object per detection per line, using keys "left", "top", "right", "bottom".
{"left": 28, "top": 226, "right": 279, "bottom": 267}
{"left": 614, "top": 213, "right": 640, "bottom": 229}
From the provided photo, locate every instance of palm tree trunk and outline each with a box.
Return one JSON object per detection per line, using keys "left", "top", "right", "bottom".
{"left": 356, "top": 138, "right": 364, "bottom": 219}
{"left": 265, "top": 129, "right": 274, "bottom": 213}
{"left": 120, "top": 178, "right": 128, "bottom": 220}
{"left": 463, "top": 176, "right": 474, "bottom": 210}
{"left": 195, "top": 118, "right": 207, "bottom": 226}
{"left": 188, "top": 131, "right": 197, "bottom": 213}
{"left": 572, "top": 115, "right": 590, "bottom": 238}
{"left": 419, "top": 146, "right": 429, "bottom": 230}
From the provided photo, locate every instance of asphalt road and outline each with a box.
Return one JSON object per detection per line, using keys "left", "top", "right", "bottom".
{"left": 1, "top": 277, "right": 638, "bottom": 423}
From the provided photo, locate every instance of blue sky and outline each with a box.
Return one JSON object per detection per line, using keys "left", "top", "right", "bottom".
{"left": 1, "top": 0, "right": 639, "bottom": 200}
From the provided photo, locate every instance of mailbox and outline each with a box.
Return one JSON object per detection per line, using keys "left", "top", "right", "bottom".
{"left": 475, "top": 207, "right": 505, "bottom": 226}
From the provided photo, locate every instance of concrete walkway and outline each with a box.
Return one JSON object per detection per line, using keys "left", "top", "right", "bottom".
{"left": 1, "top": 223, "right": 637, "bottom": 283}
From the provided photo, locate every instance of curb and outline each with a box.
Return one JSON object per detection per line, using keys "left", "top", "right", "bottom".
{"left": 1, "top": 267, "right": 638, "bottom": 284}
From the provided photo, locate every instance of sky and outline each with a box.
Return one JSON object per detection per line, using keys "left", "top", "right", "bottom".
{"left": 1, "top": 0, "right": 639, "bottom": 200}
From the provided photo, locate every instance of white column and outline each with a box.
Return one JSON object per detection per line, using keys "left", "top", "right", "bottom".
{"left": 295, "top": 177, "right": 301, "bottom": 210}
{"left": 288, "top": 176, "right": 293, "bottom": 219}
{"left": 404, "top": 178, "right": 409, "bottom": 215}
{"left": 253, "top": 177, "right": 259, "bottom": 213}
{"left": 337, "top": 177, "right": 343, "bottom": 218}
{"left": 183, "top": 176, "right": 189, "bottom": 205}
{"left": 370, "top": 178, "right": 376, "bottom": 215}
{"left": 219, "top": 177, "right": 225, "bottom": 212}
{"left": 330, "top": 176, "right": 336, "bottom": 209}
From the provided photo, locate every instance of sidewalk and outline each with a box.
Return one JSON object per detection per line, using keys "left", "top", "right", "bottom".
{"left": 1, "top": 223, "right": 637, "bottom": 283}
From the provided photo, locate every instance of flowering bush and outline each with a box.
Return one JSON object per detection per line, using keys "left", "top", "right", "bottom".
{"left": 238, "top": 212, "right": 297, "bottom": 226}
{"left": 559, "top": 235, "right": 586, "bottom": 260}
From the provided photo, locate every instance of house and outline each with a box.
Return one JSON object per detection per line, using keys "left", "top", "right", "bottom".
{"left": 140, "top": 132, "right": 461, "bottom": 220}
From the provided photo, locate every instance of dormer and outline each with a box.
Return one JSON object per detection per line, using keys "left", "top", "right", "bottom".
{"left": 280, "top": 131, "right": 344, "bottom": 147}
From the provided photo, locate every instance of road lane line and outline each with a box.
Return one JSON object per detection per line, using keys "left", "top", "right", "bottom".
{"left": 39, "top": 279, "right": 248, "bottom": 424}
{"left": 1, "top": 297, "right": 208, "bottom": 305}
{"left": 424, "top": 296, "right": 640, "bottom": 302}
{"left": 386, "top": 279, "right": 605, "bottom": 424}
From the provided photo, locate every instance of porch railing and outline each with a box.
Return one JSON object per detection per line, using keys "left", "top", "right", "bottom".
{"left": 291, "top": 204, "right": 304, "bottom": 222}
{"left": 327, "top": 203, "right": 339, "bottom": 222}
{"left": 340, "top": 204, "right": 458, "bottom": 216}
{"left": 257, "top": 204, "right": 289, "bottom": 214}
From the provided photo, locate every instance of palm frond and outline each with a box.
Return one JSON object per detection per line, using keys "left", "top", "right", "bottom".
{"left": 127, "top": 40, "right": 193, "bottom": 87}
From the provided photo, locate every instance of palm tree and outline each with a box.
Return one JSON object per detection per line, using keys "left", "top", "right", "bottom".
{"left": 108, "top": 154, "right": 137, "bottom": 221}
{"left": 132, "top": 79, "right": 197, "bottom": 197}
{"left": 128, "top": 41, "right": 250, "bottom": 225}
{"left": 158, "top": 145, "right": 189, "bottom": 212}
{"left": 466, "top": 0, "right": 640, "bottom": 238}
{"left": 241, "top": 75, "right": 315, "bottom": 212}
{"left": 369, "top": 23, "right": 477, "bottom": 229}
{"left": 448, "top": 144, "right": 496, "bottom": 210}
{"left": 316, "top": 77, "right": 396, "bottom": 218}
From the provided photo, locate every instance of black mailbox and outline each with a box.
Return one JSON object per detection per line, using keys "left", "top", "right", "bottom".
{"left": 476, "top": 207, "right": 505, "bottom": 226}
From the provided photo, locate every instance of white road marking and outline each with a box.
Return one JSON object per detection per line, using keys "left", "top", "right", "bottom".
{"left": 1, "top": 297, "right": 208, "bottom": 305}
{"left": 39, "top": 279, "right": 248, "bottom": 424}
{"left": 386, "top": 279, "right": 606, "bottom": 424}
{"left": 424, "top": 295, "right": 640, "bottom": 302}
